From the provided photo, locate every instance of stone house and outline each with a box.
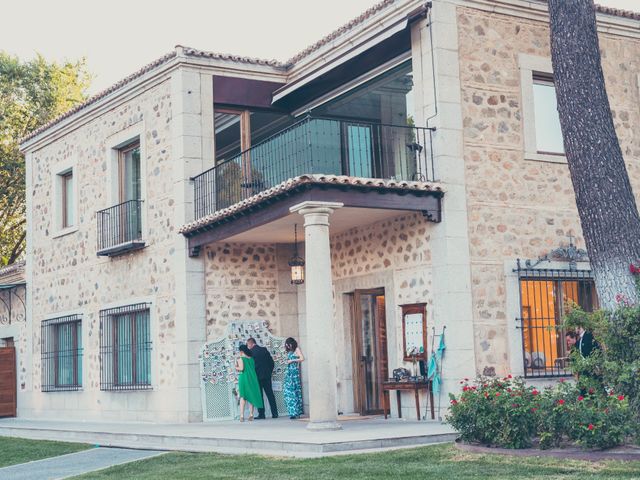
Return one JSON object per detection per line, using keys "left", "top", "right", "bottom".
{"left": 11, "top": 0, "right": 640, "bottom": 426}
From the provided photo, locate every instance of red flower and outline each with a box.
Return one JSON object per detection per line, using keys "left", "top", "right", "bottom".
{"left": 532, "top": 389, "right": 539, "bottom": 396}
{"left": 507, "top": 374, "right": 512, "bottom": 379}
{"left": 462, "top": 386, "right": 469, "bottom": 392}
{"left": 588, "top": 388, "right": 595, "bottom": 395}
{"left": 531, "top": 408, "right": 538, "bottom": 413}
{"left": 495, "top": 392, "right": 501, "bottom": 397}
{"left": 451, "top": 399, "right": 458, "bottom": 405}
{"left": 588, "top": 424, "right": 595, "bottom": 431}
{"left": 618, "top": 395, "right": 625, "bottom": 401}
{"left": 464, "top": 378, "right": 469, "bottom": 381}
{"left": 578, "top": 396, "right": 584, "bottom": 401}
{"left": 609, "top": 391, "right": 615, "bottom": 396}
{"left": 629, "top": 263, "right": 640, "bottom": 275}
{"left": 557, "top": 399, "right": 565, "bottom": 405}
{"left": 507, "top": 388, "right": 512, "bottom": 392}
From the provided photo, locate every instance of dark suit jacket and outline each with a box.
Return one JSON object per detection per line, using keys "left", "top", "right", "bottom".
{"left": 251, "top": 345, "right": 275, "bottom": 380}
{"left": 579, "top": 331, "right": 600, "bottom": 358}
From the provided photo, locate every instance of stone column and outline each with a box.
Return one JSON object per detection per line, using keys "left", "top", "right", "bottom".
{"left": 290, "top": 201, "right": 343, "bottom": 430}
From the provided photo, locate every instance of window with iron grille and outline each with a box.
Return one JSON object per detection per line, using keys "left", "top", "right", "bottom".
{"left": 99, "top": 303, "right": 152, "bottom": 391}
{"left": 41, "top": 315, "right": 83, "bottom": 392}
{"left": 517, "top": 268, "right": 597, "bottom": 378}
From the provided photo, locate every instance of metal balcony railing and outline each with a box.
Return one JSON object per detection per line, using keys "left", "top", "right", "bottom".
{"left": 96, "top": 199, "right": 144, "bottom": 256}
{"left": 193, "top": 116, "right": 435, "bottom": 219}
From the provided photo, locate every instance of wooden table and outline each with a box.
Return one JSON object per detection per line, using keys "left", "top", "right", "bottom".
{"left": 382, "top": 379, "right": 434, "bottom": 420}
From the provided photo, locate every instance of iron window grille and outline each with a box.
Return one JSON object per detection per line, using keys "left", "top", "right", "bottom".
{"left": 515, "top": 267, "right": 597, "bottom": 378}
{"left": 41, "top": 314, "right": 83, "bottom": 392}
{"left": 99, "top": 303, "right": 152, "bottom": 391}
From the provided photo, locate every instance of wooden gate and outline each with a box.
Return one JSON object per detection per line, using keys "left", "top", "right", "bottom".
{"left": 0, "top": 347, "right": 17, "bottom": 417}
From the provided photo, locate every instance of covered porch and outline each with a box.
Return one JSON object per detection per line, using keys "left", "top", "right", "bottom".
{"left": 180, "top": 176, "right": 443, "bottom": 429}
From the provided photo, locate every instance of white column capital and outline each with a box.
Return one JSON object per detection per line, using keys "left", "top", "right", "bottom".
{"left": 290, "top": 201, "right": 343, "bottom": 216}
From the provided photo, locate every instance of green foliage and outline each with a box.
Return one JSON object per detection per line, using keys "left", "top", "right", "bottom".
{"left": 0, "top": 436, "right": 89, "bottom": 468}
{"left": 446, "top": 376, "right": 538, "bottom": 449}
{"left": 448, "top": 376, "right": 634, "bottom": 450}
{"left": 0, "top": 52, "right": 91, "bottom": 265}
{"left": 564, "top": 294, "right": 640, "bottom": 426}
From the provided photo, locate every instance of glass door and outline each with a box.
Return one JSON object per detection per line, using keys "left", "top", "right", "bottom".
{"left": 351, "top": 289, "right": 387, "bottom": 415}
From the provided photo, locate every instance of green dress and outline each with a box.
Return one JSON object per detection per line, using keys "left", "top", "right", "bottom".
{"left": 238, "top": 357, "right": 264, "bottom": 408}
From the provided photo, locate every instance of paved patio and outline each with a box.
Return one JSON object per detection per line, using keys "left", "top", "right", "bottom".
{"left": 0, "top": 416, "right": 456, "bottom": 457}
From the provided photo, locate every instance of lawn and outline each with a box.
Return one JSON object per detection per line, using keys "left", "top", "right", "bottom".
{"left": 73, "top": 443, "right": 640, "bottom": 480}
{"left": 0, "top": 436, "right": 90, "bottom": 468}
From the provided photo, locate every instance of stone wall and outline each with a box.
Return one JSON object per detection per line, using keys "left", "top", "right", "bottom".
{"left": 457, "top": 6, "right": 640, "bottom": 375}
{"left": 25, "top": 80, "right": 181, "bottom": 421}
{"left": 203, "top": 243, "right": 280, "bottom": 341}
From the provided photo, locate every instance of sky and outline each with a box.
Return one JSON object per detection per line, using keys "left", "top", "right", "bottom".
{"left": 1, "top": 0, "right": 638, "bottom": 95}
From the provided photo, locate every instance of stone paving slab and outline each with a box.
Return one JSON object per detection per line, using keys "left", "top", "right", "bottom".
{"left": 0, "top": 447, "right": 165, "bottom": 480}
{"left": 0, "top": 417, "right": 457, "bottom": 457}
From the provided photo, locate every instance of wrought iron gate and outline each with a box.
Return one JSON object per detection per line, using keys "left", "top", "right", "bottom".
{"left": 200, "top": 321, "right": 289, "bottom": 421}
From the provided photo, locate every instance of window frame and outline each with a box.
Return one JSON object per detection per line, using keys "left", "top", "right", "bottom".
{"left": 99, "top": 303, "right": 152, "bottom": 391}
{"left": 519, "top": 54, "right": 567, "bottom": 164}
{"left": 60, "top": 170, "right": 74, "bottom": 229}
{"left": 516, "top": 269, "right": 597, "bottom": 378}
{"left": 41, "top": 314, "right": 83, "bottom": 392}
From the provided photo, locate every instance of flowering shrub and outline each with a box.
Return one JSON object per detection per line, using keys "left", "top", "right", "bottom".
{"left": 447, "top": 376, "right": 538, "bottom": 449}
{"left": 448, "top": 376, "right": 634, "bottom": 450}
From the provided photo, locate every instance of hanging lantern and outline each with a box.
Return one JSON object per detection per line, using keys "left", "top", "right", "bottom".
{"left": 289, "top": 223, "right": 305, "bottom": 285}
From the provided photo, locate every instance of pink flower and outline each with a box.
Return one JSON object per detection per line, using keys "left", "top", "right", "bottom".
{"left": 531, "top": 408, "right": 537, "bottom": 413}
{"left": 557, "top": 399, "right": 565, "bottom": 405}
{"left": 495, "top": 392, "right": 501, "bottom": 397}
{"left": 512, "top": 403, "right": 519, "bottom": 408}
{"left": 588, "top": 388, "right": 595, "bottom": 394}
{"left": 451, "top": 399, "right": 458, "bottom": 406}
{"left": 464, "top": 378, "right": 469, "bottom": 382}
{"left": 532, "top": 389, "right": 539, "bottom": 396}
{"left": 578, "top": 396, "right": 584, "bottom": 401}
{"left": 618, "top": 395, "right": 625, "bottom": 401}
{"left": 588, "top": 424, "right": 595, "bottom": 431}
{"left": 507, "top": 374, "right": 512, "bottom": 379}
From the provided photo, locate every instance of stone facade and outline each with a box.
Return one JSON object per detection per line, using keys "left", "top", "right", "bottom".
{"left": 22, "top": 80, "right": 184, "bottom": 421}
{"left": 17, "top": 0, "right": 640, "bottom": 423}
{"left": 456, "top": 5, "right": 640, "bottom": 377}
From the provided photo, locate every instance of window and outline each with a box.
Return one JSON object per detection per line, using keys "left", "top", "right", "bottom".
{"left": 532, "top": 74, "right": 564, "bottom": 155}
{"left": 519, "top": 54, "right": 566, "bottom": 163}
{"left": 60, "top": 170, "right": 74, "bottom": 228}
{"left": 518, "top": 270, "right": 597, "bottom": 377}
{"left": 119, "top": 141, "right": 141, "bottom": 203}
{"left": 41, "top": 315, "right": 82, "bottom": 391}
{"left": 99, "top": 303, "right": 152, "bottom": 390}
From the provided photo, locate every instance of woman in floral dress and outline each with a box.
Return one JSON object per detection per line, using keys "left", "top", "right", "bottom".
{"left": 283, "top": 337, "right": 304, "bottom": 419}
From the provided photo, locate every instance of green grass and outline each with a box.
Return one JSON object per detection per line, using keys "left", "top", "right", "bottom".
{"left": 73, "top": 443, "right": 640, "bottom": 480}
{"left": 0, "top": 436, "right": 90, "bottom": 468}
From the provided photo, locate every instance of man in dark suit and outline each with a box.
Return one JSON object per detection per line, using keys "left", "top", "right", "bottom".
{"left": 247, "top": 337, "right": 278, "bottom": 419}
{"left": 578, "top": 328, "right": 600, "bottom": 358}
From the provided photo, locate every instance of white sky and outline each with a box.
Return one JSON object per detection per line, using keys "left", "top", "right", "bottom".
{"left": 1, "top": 0, "right": 637, "bottom": 94}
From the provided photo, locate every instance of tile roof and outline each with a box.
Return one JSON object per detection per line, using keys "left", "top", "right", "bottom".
{"left": 0, "top": 260, "right": 26, "bottom": 285}
{"left": 285, "top": 0, "right": 396, "bottom": 65}
{"left": 19, "top": 0, "right": 639, "bottom": 146}
{"left": 594, "top": 4, "right": 640, "bottom": 20}
{"left": 179, "top": 174, "right": 443, "bottom": 235}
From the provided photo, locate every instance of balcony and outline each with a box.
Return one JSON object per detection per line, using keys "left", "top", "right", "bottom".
{"left": 96, "top": 200, "right": 145, "bottom": 257}
{"left": 192, "top": 116, "right": 435, "bottom": 219}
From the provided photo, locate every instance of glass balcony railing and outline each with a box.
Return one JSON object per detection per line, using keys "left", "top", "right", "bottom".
{"left": 192, "top": 116, "right": 435, "bottom": 219}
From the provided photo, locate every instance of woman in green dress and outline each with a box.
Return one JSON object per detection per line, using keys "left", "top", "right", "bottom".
{"left": 236, "top": 344, "right": 264, "bottom": 422}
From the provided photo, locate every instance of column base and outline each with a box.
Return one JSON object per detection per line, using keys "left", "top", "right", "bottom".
{"left": 306, "top": 421, "right": 343, "bottom": 431}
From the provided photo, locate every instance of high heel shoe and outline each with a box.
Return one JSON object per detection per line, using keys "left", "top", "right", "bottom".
{"left": 248, "top": 415, "right": 254, "bottom": 421}
{"left": 239, "top": 416, "right": 244, "bottom": 422}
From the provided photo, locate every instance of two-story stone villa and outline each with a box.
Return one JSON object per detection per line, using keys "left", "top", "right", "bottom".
{"left": 9, "top": 0, "right": 640, "bottom": 427}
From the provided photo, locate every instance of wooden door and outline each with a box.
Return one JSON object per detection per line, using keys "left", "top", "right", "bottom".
{"left": 351, "top": 289, "right": 388, "bottom": 415}
{"left": 0, "top": 347, "right": 17, "bottom": 417}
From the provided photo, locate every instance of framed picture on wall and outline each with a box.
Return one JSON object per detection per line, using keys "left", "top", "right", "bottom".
{"left": 401, "top": 303, "right": 427, "bottom": 361}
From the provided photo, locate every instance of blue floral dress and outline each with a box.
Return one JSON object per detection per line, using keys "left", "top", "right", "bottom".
{"left": 284, "top": 351, "right": 303, "bottom": 417}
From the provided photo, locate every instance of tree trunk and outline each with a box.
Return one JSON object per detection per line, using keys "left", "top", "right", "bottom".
{"left": 548, "top": 0, "right": 640, "bottom": 310}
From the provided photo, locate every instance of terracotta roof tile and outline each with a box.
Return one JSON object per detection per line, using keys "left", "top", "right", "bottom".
{"left": 285, "top": 0, "right": 396, "bottom": 65}
{"left": 0, "top": 260, "right": 26, "bottom": 285}
{"left": 20, "top": 51, "right": 178, "bottom": 145}
{"left": 179, "top": 174, "right": 443, "bottom": 235}
{"left": 595, "top": 3, "right": 640, "bottom": 20}
{"left": 181, "top": 46, "right": 287, "bottom": 69}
